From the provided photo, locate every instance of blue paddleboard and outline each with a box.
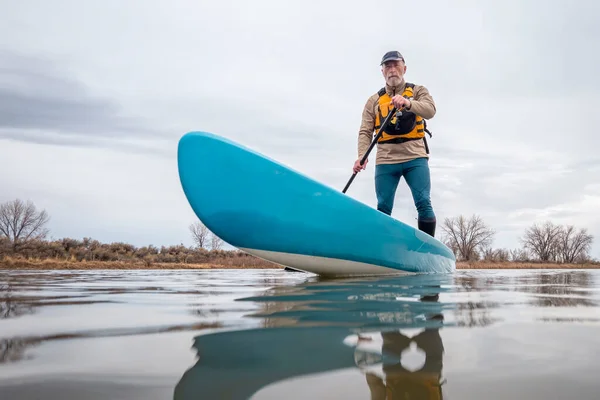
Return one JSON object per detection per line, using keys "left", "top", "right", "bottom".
{"left": 177, "top": 131, "right": 455, "bottom": 276}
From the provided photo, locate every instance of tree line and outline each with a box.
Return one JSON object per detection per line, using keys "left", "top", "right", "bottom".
{"left": 439, "top": 214, "right": 596, "bottom": 264}
{"left": 0, "top": 198, "right": 272, "bottom": 267}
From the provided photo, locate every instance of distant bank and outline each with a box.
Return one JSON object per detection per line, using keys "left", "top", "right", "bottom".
{"left": 1, "top": 258, "right": 598, "bottom": 270}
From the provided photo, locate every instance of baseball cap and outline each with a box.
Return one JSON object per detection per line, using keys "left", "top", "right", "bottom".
{"left": 380, "top": 50, "right": 404, "bottom": 65}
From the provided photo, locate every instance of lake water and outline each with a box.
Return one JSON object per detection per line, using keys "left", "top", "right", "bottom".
{"left": 1, "top": 268, "right": 599, "bottom": 399}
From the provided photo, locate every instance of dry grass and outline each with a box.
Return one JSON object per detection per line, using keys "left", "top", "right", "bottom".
{"left": 0, "top": 258, "right": 283, "bottom": 270}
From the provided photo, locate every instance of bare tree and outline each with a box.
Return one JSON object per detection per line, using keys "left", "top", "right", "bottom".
{"left": 482, "top": 247, "right": 510, "bottom": 262}
{"left": 0, "top": 237, "right": 10, "bottom": 258}
{"left": 520, "top": 221, "right": 562, "bottom": 262}
{"left": 510, "top": 248, "right": 530, "bottom": 262}
{"left": 495, "top": 248, "right": 510, "bottom": 262}
{"left": 189, "top": 221, "right": 209, "bottom": 249}
{"left": 481, "top": 247, "right": 494, "bottom": 261}
{"left": 0, "top": 199, "right": 50, "bottom": 252}
{"left": 443, "top": 238, "right": 459, "bottom": 258}
{"left": 440, "top": 214, "right": 495, "bottom": 261}
{"left": 557, "top": 225, "right": 593, "bottom": 263}
{"left": 210, "top": 233, "right": 224, "bottom": 251}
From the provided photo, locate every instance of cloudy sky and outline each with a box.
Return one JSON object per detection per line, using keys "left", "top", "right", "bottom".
{"left": 1, "top": 0, "right": 599, "bottom": 258}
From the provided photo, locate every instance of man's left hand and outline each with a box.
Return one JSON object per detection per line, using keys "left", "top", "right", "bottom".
{"left": 391, "top": 95, "right": 411, "bottom": 110}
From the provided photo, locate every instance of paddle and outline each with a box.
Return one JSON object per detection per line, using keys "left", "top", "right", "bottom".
{"left": 342, "top": 106, "right": 398, "bottom": 193}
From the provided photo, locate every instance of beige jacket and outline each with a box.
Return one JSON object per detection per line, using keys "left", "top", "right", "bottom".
{"left": 357, "top": 79, "right": 436, "bottom": 165}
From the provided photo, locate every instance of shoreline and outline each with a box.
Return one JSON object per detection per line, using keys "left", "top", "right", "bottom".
{"left": 0, "top": 260, "right": 280, "bottom": 270}
{"left": 1, "top": 259, "right": 598, "bottom": 270}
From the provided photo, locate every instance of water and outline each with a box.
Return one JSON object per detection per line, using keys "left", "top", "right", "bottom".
{"left": 1, "top": 268, "right": 599, "bottom": 399}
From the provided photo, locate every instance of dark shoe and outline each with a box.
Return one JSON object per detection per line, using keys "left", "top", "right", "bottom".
{"left": 420, "top": 293, "right": 440, "bottom": 302}
{"left": 418, "top": 219, "right": 436, "bottom": 237}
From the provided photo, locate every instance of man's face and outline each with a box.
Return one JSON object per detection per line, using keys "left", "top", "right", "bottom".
{"left": 381, "top": 60, "right": 406, "bottom": 86}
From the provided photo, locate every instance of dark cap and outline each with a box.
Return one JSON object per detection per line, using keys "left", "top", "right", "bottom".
{"left": 380, "top": 50, "right": 404, "bottom": 65}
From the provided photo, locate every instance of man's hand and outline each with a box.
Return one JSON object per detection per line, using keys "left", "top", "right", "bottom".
{"left": 353, "top": 158, "right": 368, "bottom": 173}
{"left": 391, "top": 95, "right": 411, "bottom": 110}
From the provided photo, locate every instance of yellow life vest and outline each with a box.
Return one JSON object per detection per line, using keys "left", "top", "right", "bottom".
{"left": 374, "top": 83, "right": 432, "bottom": 152}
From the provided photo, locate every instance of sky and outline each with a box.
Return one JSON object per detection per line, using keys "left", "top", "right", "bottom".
{"left": 1, "top": 0, "right": 599, "bottom": 258}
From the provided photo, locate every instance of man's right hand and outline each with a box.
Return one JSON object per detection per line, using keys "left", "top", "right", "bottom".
{"left": 353, "top": 158, "right": 368, "bottom": 173}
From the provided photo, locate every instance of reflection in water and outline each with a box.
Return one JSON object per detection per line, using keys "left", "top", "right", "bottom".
{"left": 174, "top": 270, "right": 600, "bottom": 399}
{"left": 452, "top": 271, "right": 598, "bottom": 324}
{"left": 0, "top": 321, "right": 222, "bottom": 365}
{"left": 0, "top": 338, "right": 38, "bottom": 364}
{"left": 522, "top": 271, "right": 597, "bottom": 308}
{"left": 353, "top": 294, "right": 446, "bottom": 400}
{"left": 0, "top": 281, "right": 38, "bottom": 363}
{"left": 174, "top": 325, "right": 359, "bottom": 399}
{"left": 242, "top": 274, "right": 454, "bottom": 330}
{"left": 174, "top": 274, "right": 452, "bottom": 400}
{"left": 0, "top": 271, "right": 230, "bottom": 365}
{"left": 1, "top": 283, "right": 34, "bottom": 320}
{"left": 2, "top": 269, "right": 599, "bottom": 399}
{"left": 451, "top": 276, "right": 502, "bottom": 327}
{"left": 360, "top": 328, "right": 444, "bottom": 400}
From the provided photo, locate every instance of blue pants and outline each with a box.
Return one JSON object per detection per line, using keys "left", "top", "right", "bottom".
{"left": 374, "top": 157, "right": 436, "bottom": 222}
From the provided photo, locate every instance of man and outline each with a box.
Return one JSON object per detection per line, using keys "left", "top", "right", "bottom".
{"left": 353, "top": 50, "right": 437, "bottom": 237}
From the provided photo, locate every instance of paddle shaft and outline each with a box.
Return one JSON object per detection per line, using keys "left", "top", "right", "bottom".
{"left": 342, "top": 106, "right": 398, "bottom": 193}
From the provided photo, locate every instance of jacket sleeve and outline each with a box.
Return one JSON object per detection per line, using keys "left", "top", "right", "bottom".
{"left": 357, "top": 96, "right": 376, "bottom": 158}
{"left": 408, "top": 85, "right": 436, "bottom": 119}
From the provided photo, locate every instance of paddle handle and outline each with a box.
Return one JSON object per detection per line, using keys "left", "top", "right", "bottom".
{"left": 342, "top": 106, "right": 398, "bottom": 193}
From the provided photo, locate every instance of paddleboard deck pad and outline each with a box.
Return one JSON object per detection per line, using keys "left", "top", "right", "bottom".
{"left": 177, "top": 131, "right": 456, "bottom": 277}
